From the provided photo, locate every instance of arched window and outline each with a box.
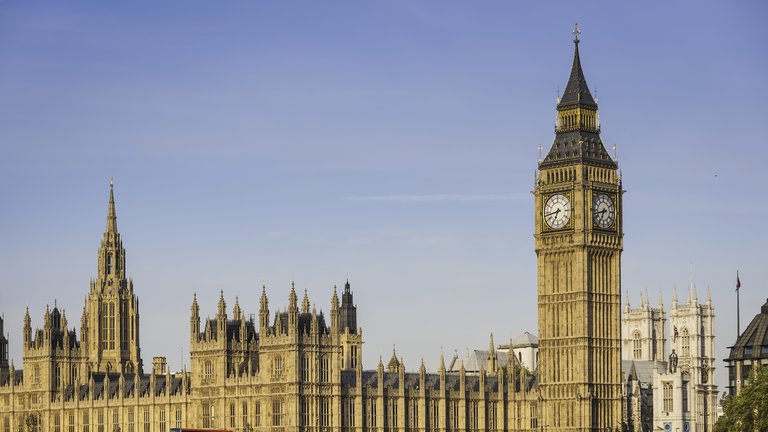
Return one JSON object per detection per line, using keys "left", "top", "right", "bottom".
{"left": 108, "top": 302, "right": 115, "bottom": 349}
{"left": 681, "top": 328, "right": 690, "bottom": 356}
{"left": 273, "top": 356, "right": 284, "bottom": 377}
{"left": 106, "top": 253, "right": 113, "bottom": 275}
{"left": 101, "top": 303, "right": 108, "bottom": 349}
{"left": 320, "top": 355, "right": 329, "bottom": 383}
{"left": 633, "top": 331, "right": 642, "bottom": 359}
{"left": 301, "top": 355, "right": 310, "bottom": 381}
{"left": 203, "top": 360, "right": 213, "bottom": 382}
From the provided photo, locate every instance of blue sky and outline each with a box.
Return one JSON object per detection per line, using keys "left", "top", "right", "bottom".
{"left": 1, "top": 1, "right": 766, "bottom": 392}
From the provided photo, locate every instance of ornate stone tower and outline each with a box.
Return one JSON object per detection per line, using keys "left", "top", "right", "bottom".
{"left": 661, "top": 282, "right": 717, "bottom": 431}
{"left": 534, "top": 26, "right": 623, "bottom": 431}
{"left": 0, "top": 316, "right": 7, "bottom": 374}
{"left": 622, "top": 290, "right": 667, "bottom": 362}
{"left": 84, "top": 181, "right": 142, "bottom": 375}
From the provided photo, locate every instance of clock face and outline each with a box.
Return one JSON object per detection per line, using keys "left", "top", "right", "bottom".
{"left": 592, "top": 193, "right": 615, "bottom": 229}
{"left": 544, "top": 194, "right": 572, "bottom": 229}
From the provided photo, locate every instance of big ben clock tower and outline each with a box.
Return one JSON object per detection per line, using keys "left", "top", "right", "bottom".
{"left": 535, "top": 26, "right": 623, "bottom": 431}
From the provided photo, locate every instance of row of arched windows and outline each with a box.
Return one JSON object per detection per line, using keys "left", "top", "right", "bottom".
{"left": 633, "top": 326, "right": 692, "bottom": 359}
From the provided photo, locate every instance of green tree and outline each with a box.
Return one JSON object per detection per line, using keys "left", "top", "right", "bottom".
{"left": 714, "top": 364, "right": 768, "bottom": 432}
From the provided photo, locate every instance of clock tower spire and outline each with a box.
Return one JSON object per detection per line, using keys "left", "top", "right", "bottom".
{"left": 535, "top": 26, "right": 624, "bottom": 431}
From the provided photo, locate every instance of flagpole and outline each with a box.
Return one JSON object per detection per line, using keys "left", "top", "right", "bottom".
{"left": 736, "top": 271, "right": 741, "bottom": 338}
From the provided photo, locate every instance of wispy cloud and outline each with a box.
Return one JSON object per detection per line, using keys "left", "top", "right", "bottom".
{"left": 346, "top": 193, "right": 528, "bottom": 202}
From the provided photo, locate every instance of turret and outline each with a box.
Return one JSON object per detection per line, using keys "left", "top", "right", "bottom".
{"left": 23, "top": 307, "right": 31, "bottom": 346}
{"left": 288, "top": 283, "right": 298, "bottom": 332}
{"left": 0, "top": 315, "right": 8, "bottom": 371}
{"left": 339, "top": 279, "right": 357, "bottom": 334}
{"left": 259, "top": 285, "right": 269, "bottom": 333}
{"left": 233, "top": 296, "right": 242, "bottom": 321}
{"left": 301, "top": 289, "right": 310, "bottom": 314}
{"left": 190, "top": 293, "right": 200, "bottom": 343}
{"left": 672, "top": 286, "right": 679, "bottom": 309}
{"left": 330, "top": 285, "right": 340, "bottom": 332}
{"left": 486, "top": 333, "right": 497, "bottom": 374}
{"left": 216, "top": 290, "right": 226, "bottom": 340}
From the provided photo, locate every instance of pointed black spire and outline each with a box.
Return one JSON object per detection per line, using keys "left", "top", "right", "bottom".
{"left": 558, "top": 24, "right": 597, "bottom": 109}
{"left": 540, "top": 25, "right": 616, "bottom": 170}
{"left": 340, "top": 279, "right": 357, "bottom": 334}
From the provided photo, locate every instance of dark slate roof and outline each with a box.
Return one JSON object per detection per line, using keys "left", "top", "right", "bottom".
{"left": 362, "top": 371, "right": 378, "bottom": 387}
{"left": 341, "top": 370, "right": 357, "bottom": 387}
{"left": 169, "top": 375, "right": 185, "bottom": 395}
{"left": 558, "top": 41, "right": 597, "bottom": 109}
{"left": 540, "top": 131, "right": 616, "bottom": 169}
{"left": 79, "top": 383, "right": 89, "bottom": 400}
{"left": 540, "top": 39, "right": 616, "bottom": 170}
{"left": 728, "top": 298, "right": 768, "bottom": 361}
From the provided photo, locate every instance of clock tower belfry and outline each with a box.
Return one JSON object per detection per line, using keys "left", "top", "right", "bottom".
{"left": 534, "top": 26, "right": 624, "bottom": 431}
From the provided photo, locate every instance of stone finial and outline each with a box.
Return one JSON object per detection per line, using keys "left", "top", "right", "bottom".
{"left": 259, "top": 285, "right": 268, "bottom": 311}
{"left": 217, "top": 290, "right": 226, "bottom": 317}
{"left": 191, "top": 293, "right": 199, "bottom": 315}
{"left": 288, "top": 282, "right": 298, "bottom": 310}
{"left": 106, "top": 179, "right": 118, "bottom": 234}
{"left": 301, "top": 289, "right": 310, "bottom": 314}
{"left": 672, "top": 286, "right": 678, "bottom": 308}
{"left": 233, "top": 296, "right": 242, "bottom": 320}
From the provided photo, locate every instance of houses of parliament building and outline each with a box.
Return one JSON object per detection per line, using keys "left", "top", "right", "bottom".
{"left": 0, "top": 32, "right": 693, "bottom": 432}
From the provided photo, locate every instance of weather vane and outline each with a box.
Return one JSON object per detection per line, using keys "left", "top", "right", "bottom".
{"left": 572, "top": 22, "right": 581, "bottom": 43}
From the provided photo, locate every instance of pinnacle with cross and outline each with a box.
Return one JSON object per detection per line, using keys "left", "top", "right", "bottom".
{"left": 572, "top": 22, "right": 581, "bottom": 43}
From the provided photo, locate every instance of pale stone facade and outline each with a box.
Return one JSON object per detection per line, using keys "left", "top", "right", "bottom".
{"left": 0, "top": 34, "right": 629, "bottom": 432}
{"left": 621, "top": 286, "right": 718, "bottom": 432}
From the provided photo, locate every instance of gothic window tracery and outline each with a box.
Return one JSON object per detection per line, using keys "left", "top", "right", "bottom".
{"left": 632, "top": 331, "right": 642, "bottom": 359}
{"left": 681, "top": 328, "right": 690, "bottom": 357}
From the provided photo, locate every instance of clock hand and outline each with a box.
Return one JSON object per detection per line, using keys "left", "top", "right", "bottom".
{"left": 544, "top": 209, "right": 561, "bottom": 217}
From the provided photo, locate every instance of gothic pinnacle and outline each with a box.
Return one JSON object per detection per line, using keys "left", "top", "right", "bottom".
{"left": 106, "top": 178, "right": 118, "bottom": 233}
{"left": 301, "top": 289, "right": 310, "bottom": 314}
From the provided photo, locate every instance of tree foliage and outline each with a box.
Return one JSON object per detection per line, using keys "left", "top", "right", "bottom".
{"left": 714, "top": 364, "right": 768, "bottom": 432}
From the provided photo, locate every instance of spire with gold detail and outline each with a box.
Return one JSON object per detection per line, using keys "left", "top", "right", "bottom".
{"left": 541, "top": 24, "right": 615, "bottom": 169}
{"left": 106, "top": 178, "right": 117, "bottom": 233}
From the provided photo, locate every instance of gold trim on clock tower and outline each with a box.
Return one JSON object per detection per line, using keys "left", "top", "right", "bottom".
{"left": 535, "top": 25, "right": 624, "bottom": 431}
